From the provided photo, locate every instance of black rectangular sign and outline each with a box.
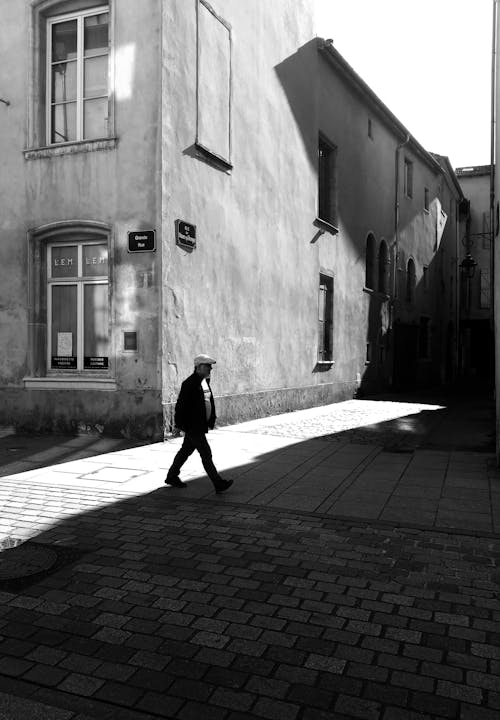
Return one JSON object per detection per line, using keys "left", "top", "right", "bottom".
{"left": 84, "top": 357, "right": 109, "bottom": 370}
{"left": 176, "top": 220, "right": 196, "bottom": 249}
{"left": 52, "top": 356, "right": 77, "bottom": 369}
{"left": 128, "top": 230, "right": 156, "bottom": 253}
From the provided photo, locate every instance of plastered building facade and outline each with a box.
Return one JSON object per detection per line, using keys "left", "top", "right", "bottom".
{"left": 456, "top": 166, "right": 494, "bottom": 381}
{"left": 0, "top": 1, "right": 464, "bottom": 438}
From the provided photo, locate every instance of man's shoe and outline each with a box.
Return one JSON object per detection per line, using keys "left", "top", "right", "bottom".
{"left": 215, "top": 479, "right": 233, "bottom": 494}
{"left": 165, "top": 474, "right": 186, "bottom": 488}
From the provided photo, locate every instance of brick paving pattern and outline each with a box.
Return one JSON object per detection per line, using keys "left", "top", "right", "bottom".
{"left": 0, "top": 488, "right": 500, "bottom": 719}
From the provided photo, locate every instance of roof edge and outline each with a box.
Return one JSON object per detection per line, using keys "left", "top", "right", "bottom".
{"left": 317, "top": 39, "right": 442, "bottom": 174}
{"left": 430, "top": 153, "right": 465, "bottom": 201}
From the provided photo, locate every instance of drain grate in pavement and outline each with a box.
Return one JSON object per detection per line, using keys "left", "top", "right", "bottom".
{"left": 0, "top": 537, "right": 86, "bottom": 591}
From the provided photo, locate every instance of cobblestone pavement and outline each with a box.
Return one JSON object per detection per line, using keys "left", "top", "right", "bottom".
{"left": 225, "top": 399, "right": 446, "bottom": 447}
{"left": 226, "top": 395, "right": 494, "bottom": 452}
{"left": 1, "top": 493, "right": 500, "bottom": 719}
{"left": 0, "top": 391, "right": 499, "bottom": 718}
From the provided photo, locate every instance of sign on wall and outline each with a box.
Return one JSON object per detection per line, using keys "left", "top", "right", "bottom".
{"left": 84, "top": 357, "right": 109, "bottom": 369}
{"left": 175, "top": 220, "right": 197, "bottom": 250}
{"left": 128, "top": 230, "right": 156, "bottom": 253}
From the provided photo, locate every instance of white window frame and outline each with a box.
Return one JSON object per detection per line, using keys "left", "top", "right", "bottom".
{"left": 318, "top": 273, "right": 334, "bottom": 363}
{"left": 47, "top": 240, "right": 109, "bottom": 372}
{"left": 46, "top": 5, "right": 109, "bottom": 145}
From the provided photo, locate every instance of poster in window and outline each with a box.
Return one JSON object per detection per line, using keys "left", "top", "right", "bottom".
{"left": 57, "top": 331, "right": 73, "bottom": 356}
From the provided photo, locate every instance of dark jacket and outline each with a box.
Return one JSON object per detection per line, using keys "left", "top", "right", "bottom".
{"left": 174, "top": 371, "right": 216, "bottom": 434}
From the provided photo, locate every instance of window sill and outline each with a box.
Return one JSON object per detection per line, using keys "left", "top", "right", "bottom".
{"left": 363, "top": 287, "right": 390, "bottom": 301}
{"left": 316, "top": 360, "right": 335, "bottom": 366}
{"left": 313, "top": 218, "right": 339, "bottom": 235}
{"left": 23, "top": 377, "right": 117, "bottom": 391}
{"left": 194, "top": 142, "right": 233, "bottom": 172}
{"left": 24, "top": 137, "right": 117, "bottom": 160}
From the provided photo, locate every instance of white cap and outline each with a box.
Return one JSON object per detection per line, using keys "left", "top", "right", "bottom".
{"left": 194, "top": 354, "right": 216, "bottom": 366}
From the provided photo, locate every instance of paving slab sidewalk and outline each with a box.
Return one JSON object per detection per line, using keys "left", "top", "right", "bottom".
{"left": 1, "top": 396, "right": 498, "bottom": 536}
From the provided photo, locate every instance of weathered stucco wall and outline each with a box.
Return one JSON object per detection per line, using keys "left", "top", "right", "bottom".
{"left": 316, "top": 54, "right": 398, "bottom": 389}
{"left": 316, "top": 51, "right": 459, "bottom": 394}
{"left": 0, "top": 0, "right": 164, "bottom": 436}
{"left": 161, "top": 0, "right": 345, "bottom": 426}
{"left": 0, "top": 1, "right": 29, "bottom": 384}
{"left": 0, "top": 0, "right": 464, "bottom": 437}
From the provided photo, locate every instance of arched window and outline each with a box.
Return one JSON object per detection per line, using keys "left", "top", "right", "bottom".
{"left": 378, "top": 240, "right": 389, "bottom": 295}
{"left": 365, "top": 233, "right": 376, "bottom": 289}
{"left": 26, "top": 220, "right": 112, "bottom": 383}
{"left": 406, "top": 258, "right": 416, "bottom": 304}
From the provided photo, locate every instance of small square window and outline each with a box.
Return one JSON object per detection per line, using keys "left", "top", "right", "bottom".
{"left": 424, "top": 187, "right": 429, "bottom": 212}
{"left": 124, "top": 331, "right": 138, "bottom": 351}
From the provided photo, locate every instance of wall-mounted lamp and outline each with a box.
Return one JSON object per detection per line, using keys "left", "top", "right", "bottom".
{"left": 460, "top": 253, "right": 477, "bottom": 280}
{"left": 0, "top": 98, "right": 10, "bottom": 107}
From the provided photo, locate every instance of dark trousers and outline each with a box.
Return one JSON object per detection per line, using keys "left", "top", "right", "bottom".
{"left": 168, "top": 432, "right": 222, "bottom": 487}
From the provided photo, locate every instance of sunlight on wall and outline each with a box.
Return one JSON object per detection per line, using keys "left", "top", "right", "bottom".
{"left": 114, "top": 43, "right": 136, "bottom": 101}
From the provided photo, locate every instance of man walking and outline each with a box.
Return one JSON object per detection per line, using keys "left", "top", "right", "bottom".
{"left": 165, "top": 354, "right": 233, "bottom": 493}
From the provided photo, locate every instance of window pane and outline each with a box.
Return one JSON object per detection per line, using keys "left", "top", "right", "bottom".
{"left": 51, "top": 246, "right": 78, "bottom": 278}
{"left": 83, "top": 244, "right": 108, "bottom": 277}
{"left": 318, "top": 143, "right": 331, "bottom": 221}
{"left": 52, "top": 19, "right": 77, "bottom": 62}
{"left": 84, "top": 55, "right": 108, "bottom": 98}
{"left": 52, "top": 61, "right": 77, "bottom": 103}
{"left": 318, "top": 321, "right": 325, "bottom": 358}
{"left": 318, "top": 285, "right": 326, "bottom": 322}
{"left": 51, "top": 285, "right": 77, "bottom": 368}
{"left": 84, "top": 284, "right": 109, "bottom": 367}
{"left": 83, "top": 98, "right": 107, "bottom": 139}
{"left": 84, "top": 13, "right": 109, "bottom": 57}
{"left": 51, "top": 102, "right": 77, "bottom": 143}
